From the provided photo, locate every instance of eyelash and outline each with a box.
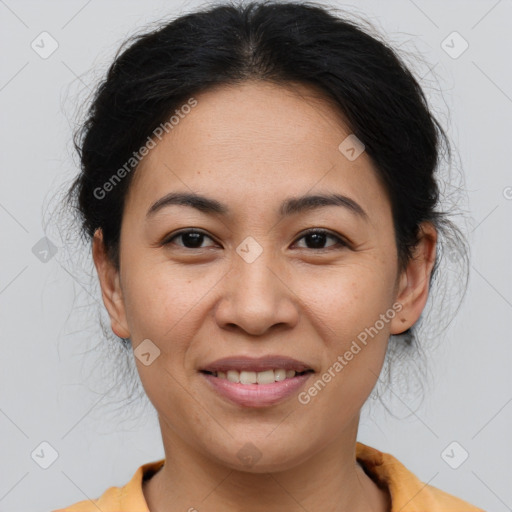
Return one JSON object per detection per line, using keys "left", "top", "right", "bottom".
{"left": 162, "top": 228, "right": 349, "bottom": 251}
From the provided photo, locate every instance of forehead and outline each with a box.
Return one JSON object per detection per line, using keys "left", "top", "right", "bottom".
{"left": 125, "top": 80, "right": 388, "bottom": 220}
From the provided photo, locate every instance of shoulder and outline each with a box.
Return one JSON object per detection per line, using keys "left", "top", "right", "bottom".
{"left": 355, "top": 442, "right": 485, "bottom": 512}
{"left": 426, "top": 483, "right": 486, "bottom": 511}
{"left": 51, "top": 459, "right": 165, "bottom": 512}
{"left": 51, "top": 485, "right": 122, "bottom": 512}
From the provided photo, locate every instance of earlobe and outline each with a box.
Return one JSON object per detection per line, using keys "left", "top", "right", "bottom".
{"left": 92, "top": 229, "right": 131, "bottom": 339}
{"left": 390, "top": 223, "right": 437, "bottom": 335}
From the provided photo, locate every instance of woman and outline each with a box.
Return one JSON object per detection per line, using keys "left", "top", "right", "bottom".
{"left": 53, "top": 0, "right": 484, "bottom": 510}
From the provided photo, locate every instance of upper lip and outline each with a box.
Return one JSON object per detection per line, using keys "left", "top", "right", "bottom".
{"left": 200, "top": 355, "right": 314, "bottom": 373}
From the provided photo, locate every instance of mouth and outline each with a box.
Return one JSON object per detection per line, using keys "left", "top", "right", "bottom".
{"left": 200, "top": 368, "right": 314, "bottom": 384}
{"left": 199, "top": 356, "right": 316, "bottom": 407}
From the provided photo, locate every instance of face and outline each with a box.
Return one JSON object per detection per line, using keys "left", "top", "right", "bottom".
{"left": 93, "top": 80, "right": 436, "bottom": 472}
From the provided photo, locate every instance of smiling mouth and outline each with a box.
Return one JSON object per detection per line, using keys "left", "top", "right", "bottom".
{"left": 200, "top": 368, "right": 314, "bottom": 384}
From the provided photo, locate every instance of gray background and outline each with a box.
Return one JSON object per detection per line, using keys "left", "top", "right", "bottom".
{"left": 1, "top": 0, "right": 511, "bottom": 511}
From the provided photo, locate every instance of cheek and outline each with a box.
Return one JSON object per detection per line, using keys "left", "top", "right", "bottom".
{"left": 300, "top": 262, "right": 395, "bottom": 394}
{"left": 297, "top": 273, "right": 393, "bottom": 429}
{"left": 121, "top": 262, "right": 204, "bottom": 417}
{"left": 121, "top": 260, "right": 216, "bottom": 341}
{"left": 302, "top": 260, "right": 397, "bottom": 341}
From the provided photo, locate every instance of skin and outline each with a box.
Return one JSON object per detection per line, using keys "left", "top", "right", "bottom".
{"left": 93, "top": 80, "right": 437, "bottom": 512}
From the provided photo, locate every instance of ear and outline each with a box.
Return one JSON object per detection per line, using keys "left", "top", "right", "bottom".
{"left": 390, "top": 222, "right": 437, "bottom": 335}
{"left": 92, "top": 228, "right": 130, "bottom": 339}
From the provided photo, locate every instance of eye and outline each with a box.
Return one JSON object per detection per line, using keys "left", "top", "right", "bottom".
{"left": 293, "top": 229, "right": 348, "bottom": 250}
{"left": 163, "top": 229, "right": 218, "bottom": 249}
{"left": 162, "top": 228, "right": 348, "bottom": 251}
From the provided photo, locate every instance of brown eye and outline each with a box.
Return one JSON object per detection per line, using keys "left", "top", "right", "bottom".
{"left": 163, "top": 229, "right": 217, "bottom": 249}
{"left": 294, "top": 229, "right": 348, "bottom": 250}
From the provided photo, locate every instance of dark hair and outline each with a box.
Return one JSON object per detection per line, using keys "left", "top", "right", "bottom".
{"left": 57, "top": 0, "right": 469, "bottom": 416}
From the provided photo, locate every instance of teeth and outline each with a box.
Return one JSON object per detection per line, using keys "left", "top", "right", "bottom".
{"left": 213, "top": 369, "right": 303, "bottom": 384}
{"left": 240, "top": 371, "right": 257, "bottom": 384}
{"left": 227, "top": 370, "right": 239, "bottom": 383}
{"left": 274, "top": 369, "right": 286, "bottom": 381}
{"left": 257, "top": 369, "right": 275, "bottom": 384}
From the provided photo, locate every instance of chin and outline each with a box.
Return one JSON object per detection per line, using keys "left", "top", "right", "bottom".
{"left": 207, "top": 436, "right": 318, "bottom": 474}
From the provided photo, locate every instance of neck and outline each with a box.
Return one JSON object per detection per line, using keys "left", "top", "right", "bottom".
{"left": 143, "top": 416, "right": 390, "bottom": 512}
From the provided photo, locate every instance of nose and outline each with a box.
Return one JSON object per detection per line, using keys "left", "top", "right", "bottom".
{"left": 213, "top": 244, "right": 300, "bottom": 336}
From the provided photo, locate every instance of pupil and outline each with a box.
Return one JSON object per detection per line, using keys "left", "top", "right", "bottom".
{"left": 307, "top": 233, "right": 326, "bottom": 249}
{"left": 183, "top": 232, "right": 203, "bottom": 248}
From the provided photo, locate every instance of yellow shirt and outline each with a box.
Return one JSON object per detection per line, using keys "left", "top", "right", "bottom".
{"left": 53, "top": 442, "right": 484, "bottom": 511}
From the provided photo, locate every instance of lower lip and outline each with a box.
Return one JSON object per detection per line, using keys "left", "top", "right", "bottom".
{"left": 200, "top": 372, "right": 313, "bottom": 408}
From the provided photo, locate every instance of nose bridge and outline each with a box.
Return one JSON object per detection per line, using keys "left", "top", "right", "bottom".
{"left": 214, "top": 235, "right": 298, "bottom": 335}
{"left": 236, "top": 239, "right": 277, "bottom": 295}
{"left": 233, "top": 237, "right": 281, "bottom": 310}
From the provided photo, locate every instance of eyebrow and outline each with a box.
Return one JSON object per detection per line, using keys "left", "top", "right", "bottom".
{"left": 146, "top": 191, "right": 369, "bottom": 221}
